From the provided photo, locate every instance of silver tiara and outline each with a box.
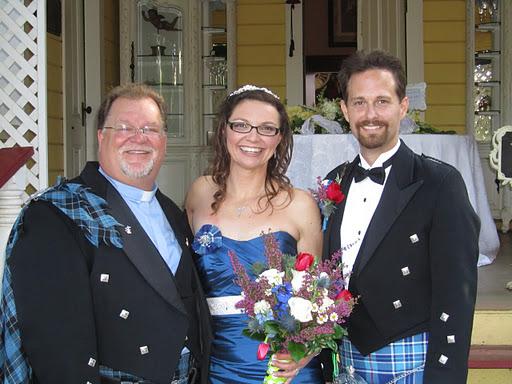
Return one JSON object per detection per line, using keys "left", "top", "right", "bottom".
{"left": 228, "top": 85, "right": 280, "bottom": 100}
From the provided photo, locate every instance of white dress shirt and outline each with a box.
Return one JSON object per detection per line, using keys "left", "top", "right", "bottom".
{"left": 339, "top": 140, "right": 401, "bottom": 285}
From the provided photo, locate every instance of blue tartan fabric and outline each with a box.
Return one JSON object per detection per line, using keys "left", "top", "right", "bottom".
{"left": 32, "top": 181, "right": 124, "bottom": 248}
{"left": 99, "top": 351, "right": 191, "bottom": 384}
{"left": 0, "top": 180, "right": 123, "bottom": 383}
{"left": 340, "top": 332, "right": 429, "bottom": 384}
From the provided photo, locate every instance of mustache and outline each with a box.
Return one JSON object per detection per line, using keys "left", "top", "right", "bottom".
{"left": 356, "top": 120, "right": 388, "bottom": 129}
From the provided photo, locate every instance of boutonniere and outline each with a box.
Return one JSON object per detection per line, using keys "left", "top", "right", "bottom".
{"left": 312, "top": 163, "right": 348, "bottom": 230}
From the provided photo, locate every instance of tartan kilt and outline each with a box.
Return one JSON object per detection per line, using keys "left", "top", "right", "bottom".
{"left": 339, "top": 332, "right": 429, "bottom": 384}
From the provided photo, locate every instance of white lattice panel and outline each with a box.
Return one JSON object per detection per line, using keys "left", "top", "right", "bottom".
{"left": 0, "top": 0, "right": 47, "bottom": 194}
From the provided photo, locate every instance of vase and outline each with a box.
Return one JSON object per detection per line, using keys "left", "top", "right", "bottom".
{"left": 263, "top": 354, "right": 288, "bottom": 384}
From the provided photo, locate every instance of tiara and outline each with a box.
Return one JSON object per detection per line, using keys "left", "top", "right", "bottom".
{"left": 228, "top": 85, "right": 280, "bottom": 100}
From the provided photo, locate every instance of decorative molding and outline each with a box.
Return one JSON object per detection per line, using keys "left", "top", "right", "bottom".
{"left": 359, "top": 0, "right": 406, "bottom": 64}
{"left": 490, "top": 125, "right": 512, "bottom": 186}
{"left": 119, "top": 1, "right": 133, "bottom": 84}
{"left": 466, "top": 0, "right": 476, "bottom": 136}
{"left": 186, "top": 0, "right": 200, "bottom": 145}
{"left": 226, "top": 0, "right": 237, "bottom": 92}
{"left": 405, "top": 0, "right": 423, "bottom": 84}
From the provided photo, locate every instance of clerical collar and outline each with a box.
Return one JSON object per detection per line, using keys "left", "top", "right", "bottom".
{"left": 99, "top": 167, "right": 157, "bottom": 203}
{"left": 360, "top": 140, "right": 401, "bottom": 169}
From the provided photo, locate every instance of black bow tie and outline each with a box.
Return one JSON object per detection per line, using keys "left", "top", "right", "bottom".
{"left": 354, "top": 166, "right": 386, "bottom": 184}
{"left": 353, "top": 157, "right": 394, "bottom": 185}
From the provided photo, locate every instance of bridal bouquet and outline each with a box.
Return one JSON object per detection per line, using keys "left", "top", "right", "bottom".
{"left": 229, "top": 233, "right": 355, "bottom": 383}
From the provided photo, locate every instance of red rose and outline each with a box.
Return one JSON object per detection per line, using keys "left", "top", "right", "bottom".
{"left": 336, "top": 289, "right": 352, "bottom": 302}
{"left": 326, "top": 182, "right": 345, "bottom": 204}
{"left": 294, "top": 252, "right": 315, "bottom": 271}
{"left": 257, "top": 342, "right": 270, "bottom": 360}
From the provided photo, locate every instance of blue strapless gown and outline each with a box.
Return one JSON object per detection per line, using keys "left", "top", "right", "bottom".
{"left": 195, "top": 229, "right": 324, "bottom": 384}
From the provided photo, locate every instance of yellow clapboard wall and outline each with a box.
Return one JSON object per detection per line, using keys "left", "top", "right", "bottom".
{"left": 47, "top": 33, "right": 63, "bottom": 185}
{"left": 236, "top": 0, "right": 286, "bottom": 99}
{"left": 423, "top": 0, "right": 467, "bottom": 133}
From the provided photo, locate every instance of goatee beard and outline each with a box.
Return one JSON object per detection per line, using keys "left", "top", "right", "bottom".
{"left": 120, "top": 159, "right": 155, "bottom": 179}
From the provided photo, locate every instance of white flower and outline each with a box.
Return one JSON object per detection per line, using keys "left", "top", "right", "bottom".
{"left": 320, "top": 297, "right": 334, "bottom": 311}
{"left": 329, "top": 312, "right": 339, "bottom": 322}
{"left": 311, "top": 303, "right": 319, "bottom": 313}
{"left": 317, "top": 313, "right": 328, "bottom": 325}
{"left": 254, "top": 300, "right": 271, "bottom": 314}
{"left": 291, "top": 270, "right": 307, "bottom": 292}
{"left": 319, "top": 99, "right": 340, "bottom": 120}
{"left": 257, "top": 268, "right": 284, "bottom": 287}
{"left": 288, "top": 297, "right": 313, "bottom": 322}
{"left": 265, "top": 289, "right": 273, "bottom": 297}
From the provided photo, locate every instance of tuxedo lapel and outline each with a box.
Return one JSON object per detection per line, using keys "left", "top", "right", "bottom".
{"left": 106, "top": 183, "right": 187, "bottom": 315}
{"left": 352, "top": 143, "right": 423, "bottom": 276}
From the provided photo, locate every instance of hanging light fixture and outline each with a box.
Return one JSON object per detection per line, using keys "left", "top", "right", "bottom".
{"left": 286, "top": 0, "right": 301, "bottom": 57}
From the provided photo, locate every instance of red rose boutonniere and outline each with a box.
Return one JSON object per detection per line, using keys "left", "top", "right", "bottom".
{"left": 325, "top": 180, "right": 344, "bottom": 203}
{"left": 311, "top": 165, "right": 348, "bottom": 230}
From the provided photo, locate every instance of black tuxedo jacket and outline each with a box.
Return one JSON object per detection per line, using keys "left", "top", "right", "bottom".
{"left": 323, "top": 142, "right": 480, "bottom": 383}
{"left": 9, "top": 162, "right": 212, "bottom": 384}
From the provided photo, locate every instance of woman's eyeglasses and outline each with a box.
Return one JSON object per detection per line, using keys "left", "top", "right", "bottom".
{"left": 228, "top": 121, "right": 280, "bottom": 136}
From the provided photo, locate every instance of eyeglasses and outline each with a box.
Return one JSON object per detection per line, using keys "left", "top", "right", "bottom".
{"left": 103, "top": 123, "right": 166, "bottom": 138}
{"left": 228, "top": 121, "right": 281, "bottom": 136}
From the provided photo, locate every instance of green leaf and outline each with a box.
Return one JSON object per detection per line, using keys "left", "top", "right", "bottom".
{"left": 252, "top": 262, "right": 267, "bottom": 275}
{"left": 287, "top": 341, "right": 307, "bottom": 362}
{"left": 242, "top": 329, "right": 266, "bottom": 341}
{"left": 263, "top": 322, "right": 280, "bottom": 335}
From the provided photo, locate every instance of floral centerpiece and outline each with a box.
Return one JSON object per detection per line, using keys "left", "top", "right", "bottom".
{"left": 287, "top": 94, "right": 350, "bottom": 134}
{"left": 229, "top": 233, "right": 355, "bottom": 383}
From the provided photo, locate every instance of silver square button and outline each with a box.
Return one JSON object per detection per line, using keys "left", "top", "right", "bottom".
{"left": 119, "top": 309, "right": 130, "bottom": 319}
{"left": 140, "top": 345, "right": 149, "bottom": 355}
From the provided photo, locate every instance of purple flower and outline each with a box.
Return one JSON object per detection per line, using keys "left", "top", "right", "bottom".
{"left": 273, "top": 282, "right": 293, "bottom": 319}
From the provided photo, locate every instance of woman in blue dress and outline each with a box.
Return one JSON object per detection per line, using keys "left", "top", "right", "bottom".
{"left": 186, "top": 85, "right": 325, "bottom": 383}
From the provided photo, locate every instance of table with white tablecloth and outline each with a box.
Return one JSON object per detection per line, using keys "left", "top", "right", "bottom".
{"left": 287, "top": 134, "right": 500, "bottom": 266}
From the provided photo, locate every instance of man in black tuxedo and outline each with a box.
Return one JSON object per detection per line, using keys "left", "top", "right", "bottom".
{"left": 322, "top": 51, "right": 479, "bottom": 383}
{"left": 1, "top": 84, "right": 212, "bottom": 383}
